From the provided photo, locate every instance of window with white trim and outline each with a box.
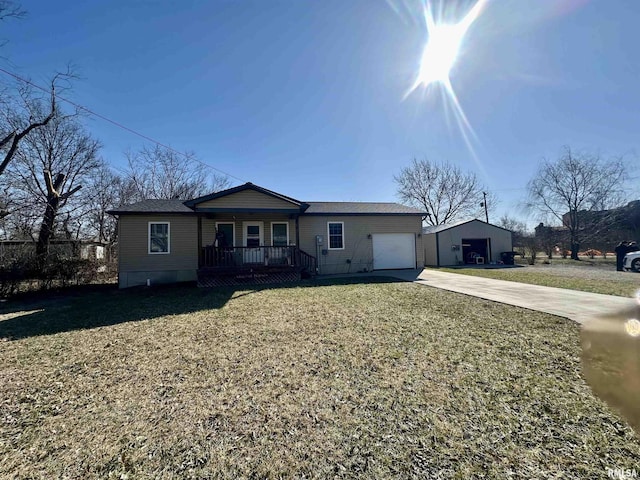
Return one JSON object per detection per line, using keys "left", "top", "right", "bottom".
{"left": 149, "top": 222, "right": 170, "bottom": 254}
{"left": 328, "top": 222, "right": 344, "bottom": 250}
{"left": 271, "top": 222, "right": 289, "bottom": 247}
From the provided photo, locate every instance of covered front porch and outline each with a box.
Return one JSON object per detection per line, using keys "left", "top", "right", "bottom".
{"left": 197, "top": 245, "right": 317, "bottom": 287}
{"left": 184, "top": 183, "right": 317, "bottom": 286}
{"left": 195, "top": 213, "right": 317, "bottom": 287}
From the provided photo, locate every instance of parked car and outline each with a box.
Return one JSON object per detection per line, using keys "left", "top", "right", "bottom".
{"left": 623, "top": 249, "right": 640, "bottom": 272}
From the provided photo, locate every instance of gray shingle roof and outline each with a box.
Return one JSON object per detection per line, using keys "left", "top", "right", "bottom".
{"left": 304, "top": 202, "right": 425, "bottom": 215}
{"left": 109, "top": 198, "right": 425, "bottom": 216}
{"left": 108, "top": 199, "right": 193, "bottom": 214}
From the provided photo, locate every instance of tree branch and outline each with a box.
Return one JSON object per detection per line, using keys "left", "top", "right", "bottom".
{"left": 43, "top": 169, "right": 56, "bottom": 195}
{"left": 60, "top": 185, "right": 82, "bottom": 200}
{"left": 0, "top": 83, "right": 56, "bottom": 177}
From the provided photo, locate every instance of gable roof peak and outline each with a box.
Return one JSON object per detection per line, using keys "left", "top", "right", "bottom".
{"left": 184, "top": 182, "right": 305, "bottom": 208}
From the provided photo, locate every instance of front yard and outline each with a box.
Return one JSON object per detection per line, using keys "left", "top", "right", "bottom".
{"left": 1, "top": 279, "right": 639, "bottom": 478}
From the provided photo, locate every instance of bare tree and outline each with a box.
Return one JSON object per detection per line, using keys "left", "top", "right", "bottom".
{"left": 526, "top": 146, "right": 628, "bottom": 260}
{"left": 83, "top": 162, "right": 125, "bottom": 244}
{"left": 124, "top": 145, "right": 229, "bottom": 201}
{"left": 0, "top": 179, "right": 11, "bottom": 220}
{"left": 208, "top": 172, "right": 231, "bottom": 195}
{"left": 0, "top": 0, "right": 25, "bottom": 50}
{"left": 395, "top": 158, "right": 494, "bottom": 226}
{"left": 521, "top": 233, "right": 541, "bottom": 265}
{"left": 0, "top": 1, "right": 25, "bottom": 22}
{"left": 0, "top": 5, "right": 78, "bottom": 184}
{"left": 497, "top": 214, "right": 527, "bottom": 252}
{"left": 534, "top": 223, "right": 561, "bottom": 259}
{"left": 0, "top": 83, "right": 56, "bottom": 178}
{"left": 8, "top": 112, "right": 101, "bottom": 256}
{"left": 36, "top": 170, "right": 82, "bottom": 255}
{"left": 0, "top": 70, "right": 79, "bottom": 180}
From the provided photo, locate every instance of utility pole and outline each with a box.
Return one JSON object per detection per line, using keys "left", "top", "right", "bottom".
{"left": 481, "top": 192, "right": 489, "bottom": 223}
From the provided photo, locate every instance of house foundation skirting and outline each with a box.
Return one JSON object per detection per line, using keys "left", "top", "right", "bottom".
{"left": 197, "top": 266, "right": 301, "bottom": 288}
{"left": 119, "top": 269, "right": 198, "bottom": 289}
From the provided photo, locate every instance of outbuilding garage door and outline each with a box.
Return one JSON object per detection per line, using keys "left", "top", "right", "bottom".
{"left": 372, "top": 233, "right": 416, "bottom": 270}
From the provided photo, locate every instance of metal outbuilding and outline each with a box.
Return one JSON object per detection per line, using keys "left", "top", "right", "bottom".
{"left": 423, "top": 219, "right": 513, "bottom": 267}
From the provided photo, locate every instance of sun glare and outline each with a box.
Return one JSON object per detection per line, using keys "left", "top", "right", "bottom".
{"left": 417, "top": 23, "right": 465, "bottom": 86}
{"left": 413, "top": 0, "right": 487, "bottom": 90}
{"left": 404, "top": 0, "right": 488, "bottom": 163}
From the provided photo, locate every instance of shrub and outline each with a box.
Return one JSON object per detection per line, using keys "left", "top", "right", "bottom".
{"left": 0, "top": 253, "right": 38, "bottom": 297}
{"left": 0, "top": 252, "right": 111, "bottom": 297}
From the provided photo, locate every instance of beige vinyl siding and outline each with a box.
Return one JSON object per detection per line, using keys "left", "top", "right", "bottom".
{"left": 116, "top": 211, "right": 425, "bottom": 285}
{"left": 202, "top": 216, "right": 221, "bottom": 247}
{"left": 423, "top": 231, "right": 438, "bottom": 266}
{"left": 201, "top": 214, "right": 294, "bottom": 247}
{"left": 427, "top": 220, "right": 512, "bottom": 266}
{"left": 195, "top": 190, "right": 298, "bottom": 210}
{"left": 299, "top": 215, "right": 424, "bottom": 274}
{"left": 117, "top": 215, "right": 198, "bottom": 287}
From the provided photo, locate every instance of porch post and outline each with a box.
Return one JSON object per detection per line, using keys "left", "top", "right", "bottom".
{"left": 197, "top": 215, "right": 202, "bottom": 267}
{"left": 295, "top": 214, "right": 300, "bottom": 247}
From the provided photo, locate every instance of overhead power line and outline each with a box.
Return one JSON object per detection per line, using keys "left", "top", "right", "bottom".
{"left": 0, "top": 67, "right": 247, "bottom": 183}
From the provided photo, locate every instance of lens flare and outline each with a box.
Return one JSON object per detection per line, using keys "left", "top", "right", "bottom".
{"left": 405, "top": 0, "right": 488, "bottom": 164}
{"left": 414, "top": 0, "right": 486, "bottom": 89}
{"left": 417, "top": 23, "right": 465, "bottom": 86}
{"left": 625, "top": 318, "right": 640, "bottom": 337}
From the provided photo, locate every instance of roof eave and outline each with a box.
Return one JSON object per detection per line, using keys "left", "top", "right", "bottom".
{"left": 302, "top": 212, "right": 425, "bottom": 216}
{"left": 107, "top": 210, "right": 196, "bottom": 216}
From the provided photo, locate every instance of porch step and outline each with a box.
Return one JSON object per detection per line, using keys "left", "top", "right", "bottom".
{"left": 197, "top": 265, "right": 301, "bottom": 288}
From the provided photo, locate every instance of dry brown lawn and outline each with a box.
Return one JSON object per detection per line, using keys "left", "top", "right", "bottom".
{"left": 1, "top": 279, "right": 639, "bottom": 478}
{"left": 440, "top": 263, "right": 639, "bottom": 297}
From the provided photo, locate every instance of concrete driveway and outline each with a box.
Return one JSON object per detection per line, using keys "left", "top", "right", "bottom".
{"left": 368, "top": 268, "right": 639, "bottom": 324}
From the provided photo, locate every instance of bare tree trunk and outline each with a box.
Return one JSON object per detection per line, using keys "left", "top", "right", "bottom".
{"left": 570, "top": 241, "right": 580, "bottom": 260}
{"left": 35, "top": 170, "right": 82, "bottom": 257}
{"left": 36, "top": 195, "right": 59, "bottom": 257}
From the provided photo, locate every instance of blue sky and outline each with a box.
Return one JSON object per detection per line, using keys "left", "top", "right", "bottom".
{"left": 2, "top": 0, "right": 639, "bottom": 224}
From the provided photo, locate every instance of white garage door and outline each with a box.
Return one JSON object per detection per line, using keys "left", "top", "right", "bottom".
{"left": 372, "top": 233, "right": 416, "bottom": 270}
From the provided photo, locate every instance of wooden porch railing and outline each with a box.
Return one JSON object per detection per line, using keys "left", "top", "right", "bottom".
{"left": 294, "top": 248, "right": 317, "bottom": 274}
{"left": 200, "top": 245, "right": 316, "bottom": 273}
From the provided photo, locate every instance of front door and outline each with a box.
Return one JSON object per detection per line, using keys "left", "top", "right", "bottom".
{"left": 215, "top": 222, "right": 234, "bottom": 249}
{"left": 243, "top": 221, "right": 264, "bottom": 263}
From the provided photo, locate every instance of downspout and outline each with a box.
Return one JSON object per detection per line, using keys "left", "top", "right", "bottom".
{"left": 436, "top": 232, "right": 440, "bottom": 267}
{"left": 197, "top": 215, "right": 203, "bottom": 267}
{"left": 117, "top": 215, "right": 122, "bottom": 285}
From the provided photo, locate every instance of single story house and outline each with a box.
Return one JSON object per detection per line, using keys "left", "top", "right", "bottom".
{"left": 109, "top": 182, "right": 426, "bottom": 288}
{"left": 423, "top": 219, "right": 513, "bottom": 267}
